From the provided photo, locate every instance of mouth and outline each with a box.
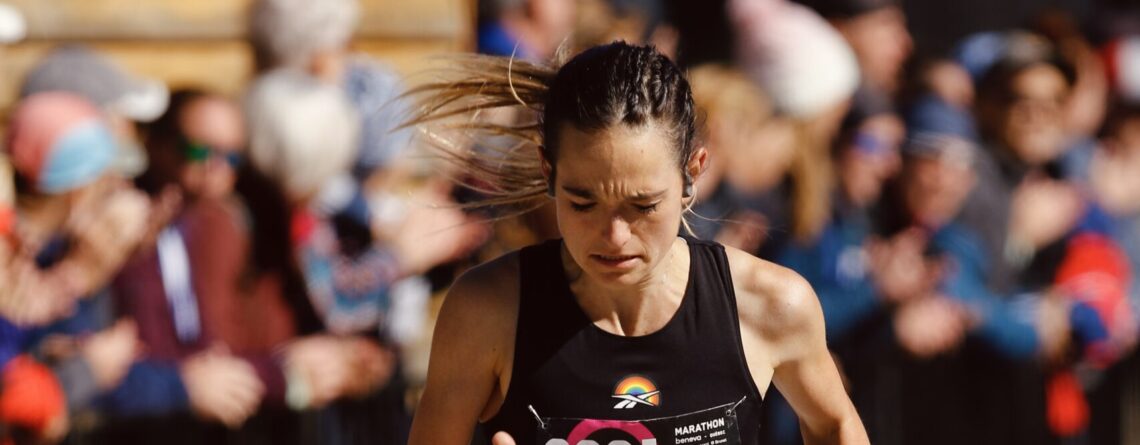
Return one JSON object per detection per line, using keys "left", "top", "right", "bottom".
{"left": 589, "top": 253, "right": 640, "bottom": 269}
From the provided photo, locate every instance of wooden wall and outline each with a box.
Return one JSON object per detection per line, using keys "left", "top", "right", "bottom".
{"left": 0, "top": 0, "right": 475, "bottom": 110}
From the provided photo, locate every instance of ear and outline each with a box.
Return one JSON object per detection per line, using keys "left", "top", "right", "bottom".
{"left": 686, "top": 147, "right": 709, "bottom": 184}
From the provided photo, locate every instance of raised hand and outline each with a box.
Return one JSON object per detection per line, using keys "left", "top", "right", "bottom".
{"left": 1009, "top": 176, "right": 1083, "bottom": 251}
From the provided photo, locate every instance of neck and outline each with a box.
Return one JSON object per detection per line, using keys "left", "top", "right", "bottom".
{"left": 562, "top": 238, "right": 691, "bottom": 336}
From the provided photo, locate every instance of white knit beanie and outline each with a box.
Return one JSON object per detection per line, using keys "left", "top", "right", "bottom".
{"left": 730, "top": 0, "right": 861, "bottom": 118}
{"left": 249, "top": 0, "right": 360, "bottom": 69}
{"left": 0, "top": 3, "right": 25, "bottom": 43}
{"left": 245, "top": 69, "right": 360, "bottom": 201}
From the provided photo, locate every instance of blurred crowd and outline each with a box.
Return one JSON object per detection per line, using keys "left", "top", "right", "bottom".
{"left": 1, "top": 0, "right": 1140, "bottom": 444}
{"left": 0, "top": 1, "right": 488, "bottom": 444}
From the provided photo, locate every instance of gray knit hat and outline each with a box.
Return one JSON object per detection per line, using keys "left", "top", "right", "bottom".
{"left": 20, "top": 45, "right": 170, "bottom": 123}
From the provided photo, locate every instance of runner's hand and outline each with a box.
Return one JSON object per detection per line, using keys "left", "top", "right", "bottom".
{"left": 491, "top": 431, "right": 517, "bottom": 445}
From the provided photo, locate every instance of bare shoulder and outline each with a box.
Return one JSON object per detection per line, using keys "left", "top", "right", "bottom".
{"left": 448, "top": 250, "right": 520, "bottom": 303}
{"left": 439, "top": 249, "right": 521, "bottom": 335}
{"left": 414, "top": 250, "right": 525, "bottom": 438}
{"left": 722, "top": 246, "right": 824, "bottom": 346}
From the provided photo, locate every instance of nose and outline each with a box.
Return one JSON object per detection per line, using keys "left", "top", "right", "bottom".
{"left": 204, "top": 155, "right": 233, "bottom": 174}
{"left": 602, "top": 214, "right": 632, "bottom": 247}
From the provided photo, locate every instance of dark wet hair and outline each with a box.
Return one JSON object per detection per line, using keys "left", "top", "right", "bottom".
{"left": 543, "top": 42, "right": 698, "bottom": 191}
{"left": 974, "top": 34, "right": 1076, "bottom": 108}
{"left": 404, "top": 41, "right": 698, "bottom": 211}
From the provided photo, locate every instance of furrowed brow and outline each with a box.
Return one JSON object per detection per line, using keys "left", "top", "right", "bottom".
{"left": 562, "top": 186, "right": 593, "bottom": 199}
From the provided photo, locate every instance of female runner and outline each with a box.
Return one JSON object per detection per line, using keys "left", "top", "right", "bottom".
{"left": 405, "top": 41, "right": 868, "bottom": 445}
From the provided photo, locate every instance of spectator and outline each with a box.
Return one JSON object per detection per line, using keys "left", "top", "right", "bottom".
{"left": 729, "top": 0, "right": 860, "bottom": 255}
{"left": 771, "top": 88, "right": 909, "bottom": 445}
{"left": 249, "top": 0, "right": 416, "bottom": 180}
{"left": 871, "top": 95, "right": 1040, "bottom": 445}
{"left": 0, "top": 93, "right": 158, "bottom": 442}
{"left": 800, "top": 0, "right": 913, "bottom": 94}
{"left": 20, "top": 45, "right": 170, "bottom": 179}
{"left": 688, "top": 64, "right": 793, "bottom": 253}
{"left": 247, "top": 2, "right": 467, "bottom": 337}
{"left": 1088, "top": 99, "right": 1140, "bottom": 445}
{"left": 108, "top": 91, "right": 277, "bottom": 440}
{"left": 243, "top": 70, "right": 485, "bottom": 444}
{"left": 779, "top": 88, "right": 907, "bottom": 347}
{"left": 1, "top": 92, "right": 152, "bottom": 327}
{"left": 476, "top": 0, "right": 577, "bottom": 59}
{"left": 962, "top": 30, "right": 1135, "bottom": 441}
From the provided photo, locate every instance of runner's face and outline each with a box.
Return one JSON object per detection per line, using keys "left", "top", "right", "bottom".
{"left": 551, "top": 123, "right": 686, "bottom": 287}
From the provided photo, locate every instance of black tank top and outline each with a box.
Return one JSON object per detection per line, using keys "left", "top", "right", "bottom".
{"left": 484, "top": 237, "right": 764, "bottom": 445}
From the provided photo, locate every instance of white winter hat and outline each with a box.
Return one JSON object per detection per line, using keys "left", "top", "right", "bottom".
{"left": 0, "top": 3, "right": 25, "bottom": 43}
{"left": 245, "top": 69, "right": 360, "bottom": 201}
{"left": 730, "top": 0, "right": 861, "bottom": 118}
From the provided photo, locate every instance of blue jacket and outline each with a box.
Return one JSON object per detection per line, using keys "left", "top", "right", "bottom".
{"left": 929, "top": 224, "right": 1039, "bottom": 359}
{"left": 24, "top": 291, "right": 190, "bottom": 417}
{"left": 778, "top": 208, "right": 881, "bottom": 344}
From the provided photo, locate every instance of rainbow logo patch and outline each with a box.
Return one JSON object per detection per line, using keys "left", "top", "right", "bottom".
{"left": 612, "top": 375, "right": 661, "bottom": 409}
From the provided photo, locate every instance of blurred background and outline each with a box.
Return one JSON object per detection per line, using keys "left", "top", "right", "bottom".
{"left": 1, "top": 0, "right": 1140, "bottom": 444}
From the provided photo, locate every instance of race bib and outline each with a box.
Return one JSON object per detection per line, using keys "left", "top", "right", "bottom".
{"left": 536, "top": 402, "right": 742, "bottom": 445}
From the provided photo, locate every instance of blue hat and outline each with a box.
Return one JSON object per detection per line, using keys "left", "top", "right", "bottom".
{"left": 903, "top": 95, "right": 978, "bottom": 162}
{"left": 953, "top": 30, "right": 1074, "bottom": 87}
{"left": 952, "top": 32, "right": 1009, "bottom": 83}
{"left": 6, "top": 92, "right": 117, "bottom": 194}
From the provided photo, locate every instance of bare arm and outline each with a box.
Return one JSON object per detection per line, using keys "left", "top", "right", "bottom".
{"left": 729, "top": 249, "right": 868, "bottom": 445}
{"left": 773, "top": 276, "right": 867, "bottom": 444}
{"left": 408, "top": 253, "right": 518, "bottom": 445}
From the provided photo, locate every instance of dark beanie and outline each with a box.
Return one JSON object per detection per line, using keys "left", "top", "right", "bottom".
{"left": 795, "top": 0, "right": 899, "bottom": 19}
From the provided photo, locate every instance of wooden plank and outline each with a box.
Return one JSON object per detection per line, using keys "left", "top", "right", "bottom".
{"left": 0, "top": 38, "right": 466, "bottom": 111}
{"left": 4, "top": 0, "right": 472, "bottom": 40}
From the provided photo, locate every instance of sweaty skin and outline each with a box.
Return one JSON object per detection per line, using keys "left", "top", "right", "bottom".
{"left": 408, "top": 125, "right": 867, "bottom": 445}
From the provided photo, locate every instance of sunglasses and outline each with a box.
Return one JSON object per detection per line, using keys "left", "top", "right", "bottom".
{"left": 182, "top": 140, "right": 243, "bottom": 168}
{"left": 851, "top": 132, "right": 897, "bottom": 158}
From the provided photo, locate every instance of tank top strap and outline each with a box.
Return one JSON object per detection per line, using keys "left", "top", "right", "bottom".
{"left": 684, "top": 237, "right": 765, "bottom": 404}
{"left": 515, "top": 239, "right": 586, "bottom": 377}
{"left": 685, "top": 236, "right": 741, "bottom": 323}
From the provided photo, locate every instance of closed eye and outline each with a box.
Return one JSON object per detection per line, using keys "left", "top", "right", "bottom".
{"left": 570, "top": 202, "right": 596, "bottom": 212}
{"left": 635, "top": 203, "right": 659, "bottom": 214}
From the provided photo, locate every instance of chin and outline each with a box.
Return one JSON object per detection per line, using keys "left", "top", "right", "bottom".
{"left": 582, "top": 261, "right": 651, "bottom": 287}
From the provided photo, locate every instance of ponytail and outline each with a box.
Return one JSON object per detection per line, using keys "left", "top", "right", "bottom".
{"left": 401, "top": 54, "right": 557, "bottom": 212}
